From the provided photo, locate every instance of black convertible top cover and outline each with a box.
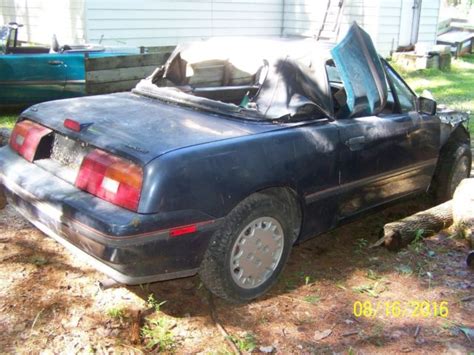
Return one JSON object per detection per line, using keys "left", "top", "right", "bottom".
{"left": 134, "top": 37, "right": 334, "bottom": 120}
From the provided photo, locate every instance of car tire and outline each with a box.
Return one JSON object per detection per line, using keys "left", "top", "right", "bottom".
{"left": 432, "top": 142, "right": 472, "bottom": 203}
{"left": 199, "top": 193, "right": 293, "bottom": 303}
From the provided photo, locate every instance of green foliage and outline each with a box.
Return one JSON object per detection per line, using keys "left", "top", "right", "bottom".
{"left": 444, "top": 0, "right": 473, "bottom": 7}
{"left": 141, "top": 317, "right": 175, "bottom": 351}
{"left": 366, "top": 269, "right": 383, "bottom": 281}
{"left": 147, "top": 293, "right": 167, "bottom": 313}
{"left": 409, "top": 229, "right": 428, "bottom": 253}
{"left": 352, "top": 282, "right": 383, "bottom": 298}
{"left": 304, "top": 295, "right": 321, "bottom": 304}
{"left": 284, "top": 278, "right": 297, "bottom": 291}
{"left": 395, "top": 264, "right": 414, "bottom": 276}
{"left": 0, "top": 115, "right": 17, "bottom": 129}
{"left": 354, "top": 238, "right": 369, "bottom": 254}
{"left": 394, "top": 54, "right": 474, "bottom": 132}
{"left": 106, "top": 307, "right": 126, "bottom": 322}
{"left": 228, "top": 333, "right": 257, "bottom": 352}
{"left": 30, "top": 255, "right": 48, "bottom": 266}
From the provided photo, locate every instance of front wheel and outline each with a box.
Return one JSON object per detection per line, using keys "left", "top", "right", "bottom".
{"left": 199, "top": 193, "right": 293, "bottom": 303}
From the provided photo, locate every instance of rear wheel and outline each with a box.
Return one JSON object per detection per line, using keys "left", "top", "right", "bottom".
{"left": 199, "top": 193, "right": 293, "bottom": 303}
{"left": 432, "top": 142, "right": 471, "bottom": 203}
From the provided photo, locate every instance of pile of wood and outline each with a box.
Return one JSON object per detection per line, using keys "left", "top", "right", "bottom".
{"left": 84, "top": 47, "right": 174, "bottom": 96}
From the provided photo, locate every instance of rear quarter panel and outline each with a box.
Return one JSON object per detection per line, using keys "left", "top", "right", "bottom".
{"left": 140, "top": 120, "right": 340, "bottom": 240}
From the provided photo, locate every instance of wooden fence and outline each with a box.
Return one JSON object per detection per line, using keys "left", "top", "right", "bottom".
{"left": 84, "top": 46, "right": 175, "bottom": 95}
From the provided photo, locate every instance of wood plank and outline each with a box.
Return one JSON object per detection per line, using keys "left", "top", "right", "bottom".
{"left": 86, "top": 79, "right": 142, "bottom": 95}
{"left": 143, "top": 46, "right": 176, "bottom": 54}
{"left": 85, "top": 52, "right": 172, "bottom": 72}
{"left": 86, "top": 65, "right": 157, "bottom": 84}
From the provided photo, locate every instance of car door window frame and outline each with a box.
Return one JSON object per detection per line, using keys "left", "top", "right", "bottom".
{"left": 382, "top": 60, "right": 418, "bottom": 114}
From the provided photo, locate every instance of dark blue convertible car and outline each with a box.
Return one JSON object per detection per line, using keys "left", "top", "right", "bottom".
{"left": 0, "top": 24, "right": 471, "bottom": 302}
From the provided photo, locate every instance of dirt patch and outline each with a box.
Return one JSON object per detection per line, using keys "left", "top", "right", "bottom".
{"left": 0, "top": 197, "right": 473, "bottom": 354}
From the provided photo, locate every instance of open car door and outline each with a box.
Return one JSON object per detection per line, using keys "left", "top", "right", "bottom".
{"left": 331, "top": 22, "right": 388, "bottom": 117}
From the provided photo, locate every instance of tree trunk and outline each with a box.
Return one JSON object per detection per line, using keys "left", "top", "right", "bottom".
{"left": 377, "top": 200, "right": 453, "bottom": 251}
{"left": 0, "top": 187, "right": 6, "bottom": 210}
{"left": 453, "top": 178, "right": 474, "bottom": 248}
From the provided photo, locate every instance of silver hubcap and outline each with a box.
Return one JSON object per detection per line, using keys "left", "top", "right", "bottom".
{"left": 450, "top": 156, "right": 470, "bottom": 196}
{"left": 230, "top": 217, "right": 284, "bottom": 289}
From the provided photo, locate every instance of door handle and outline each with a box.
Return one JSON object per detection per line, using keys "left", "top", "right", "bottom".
{"left": 48, "top": 60, "right": 64, "bottom": 66}
{"left": 345, "top": 136, "right": 366, "bottom": 151}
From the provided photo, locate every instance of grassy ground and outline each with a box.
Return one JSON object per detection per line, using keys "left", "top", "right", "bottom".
{"left": 393, "top": 54, "right": 474, "bottom": 132}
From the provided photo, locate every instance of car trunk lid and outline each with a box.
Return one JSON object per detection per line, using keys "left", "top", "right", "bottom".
{"left": 22, "top": 92, "right": 272, "bottom": 165}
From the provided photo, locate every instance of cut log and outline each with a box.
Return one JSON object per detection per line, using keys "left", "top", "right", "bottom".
{"left": 0, "top": 186, "right": 6, "bottom": 210}
{"left": 375, "top": 200, "right": 453, "bottom": 251}
{"left": 453, "top": 178, "right": 474, "bottom": 248}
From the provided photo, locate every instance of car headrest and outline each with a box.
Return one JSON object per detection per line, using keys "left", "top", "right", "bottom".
{"left": 50, "top": 34, "right": 60, "bottom": 53}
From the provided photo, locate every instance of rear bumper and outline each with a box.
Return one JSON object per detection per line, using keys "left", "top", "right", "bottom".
{"left": 0, "top": 147, "right": 220, "bottom": 284}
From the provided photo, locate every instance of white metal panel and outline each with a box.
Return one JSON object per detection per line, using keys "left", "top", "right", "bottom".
{"left": 85, "top": 0, "right": 283, "bottom": 46}
{"left": 417, "top": 0, "right": 441, "bottom": 45}
{"left": 1, "top": 0, "right": 86, "bottom": 45}
{"left": 283, "top": 0, "right": 439, "bottom": 56}
{"left": 283, "top": 0, "right": 381, "bottom": 40}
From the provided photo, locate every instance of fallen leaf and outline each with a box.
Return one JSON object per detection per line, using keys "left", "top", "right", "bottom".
{"left": 314, "top": 329, "right": 332, "bottom": 341}
{"left": 259, "top": 345, "right": 275, "bottom": 353}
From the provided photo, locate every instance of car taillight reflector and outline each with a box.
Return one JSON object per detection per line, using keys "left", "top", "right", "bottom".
{"left": 9, "top": 120, "right": 52, "bottom": 162}
{"left": 75, "top": 149, "right": 143, "bottom": 211}
{"left": 64, "top": 118, "right": 81, "bottom": 132}
{"left": 170, "top": 225, "right": 197, "bottom": 237}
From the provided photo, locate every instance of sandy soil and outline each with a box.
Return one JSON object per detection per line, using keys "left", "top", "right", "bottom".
{"left": 0, "top": 196, "right": 473, "bottom": 354}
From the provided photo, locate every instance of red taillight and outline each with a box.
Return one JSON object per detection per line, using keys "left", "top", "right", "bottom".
{"left": 64, "top": 119, "right": 81, "bottom": 132}
{"left": 9, "top": 120, "right": 52, "bottom": 162}
{"left": 75, "top": 149, "right": 143, "bottom": 211}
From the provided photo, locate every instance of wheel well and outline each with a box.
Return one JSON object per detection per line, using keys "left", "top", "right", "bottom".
{"left": 257, "top": 186, "right": 303, "bottom": 243}
{"left": 435, "top": 125, "right": 471, "bottom": 179}
{"left": 444, "top": 125, "right": 470, "bottom": 148}
{"left": 436, "top": 125, "right": 471, "bottom": 176}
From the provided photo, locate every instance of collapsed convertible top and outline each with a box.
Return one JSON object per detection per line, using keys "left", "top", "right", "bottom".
{"left": 134, "top": 23, "right": 388, "bottom": 121}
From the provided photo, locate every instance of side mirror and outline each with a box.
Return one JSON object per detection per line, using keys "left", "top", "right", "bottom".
{"left": 418, "top": 97, "right": 437, "bottom": 115}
